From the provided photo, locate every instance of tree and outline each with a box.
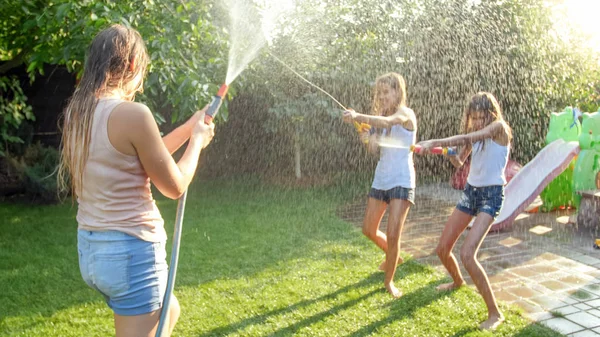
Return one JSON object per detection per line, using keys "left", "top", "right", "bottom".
{"left": 0, "top": 0, "right": 231, "bottom": 153}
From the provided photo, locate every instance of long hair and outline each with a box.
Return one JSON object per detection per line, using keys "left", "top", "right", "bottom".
{"left": 58, "top": 24, "right": 149, "bottom": 197}
{"left": 461, "top": 92, "right": 512, "bottom": 142}
{"left": 371, "top": 72, "right": 406, "bottom": 117}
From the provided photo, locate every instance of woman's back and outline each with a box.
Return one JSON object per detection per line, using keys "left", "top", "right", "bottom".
{"left": 77, "top": 98, "right": 165, "bottom": 242}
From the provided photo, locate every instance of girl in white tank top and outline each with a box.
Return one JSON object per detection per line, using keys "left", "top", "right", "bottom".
{"left": 342, "top": 72, "right": 417, "bottom": 299}
{"left": 416, "top": 92, "right": 512, "bottom": 331}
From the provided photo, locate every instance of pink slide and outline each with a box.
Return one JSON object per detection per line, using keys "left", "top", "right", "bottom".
{"left": 491, "top": 139, "right": 580, "bottom": 232}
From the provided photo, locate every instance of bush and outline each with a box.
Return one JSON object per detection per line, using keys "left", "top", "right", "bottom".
{"left": 8, "top": 142, "right": 63, "bottom": 203}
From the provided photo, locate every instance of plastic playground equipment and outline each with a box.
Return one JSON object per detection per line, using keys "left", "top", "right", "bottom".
{"left": 488, "top": 107, "right": 600, "bottom": 232}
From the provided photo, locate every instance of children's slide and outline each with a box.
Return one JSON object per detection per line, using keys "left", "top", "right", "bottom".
{"left": 490, "top": 139, "right": 580, "bottom": 232}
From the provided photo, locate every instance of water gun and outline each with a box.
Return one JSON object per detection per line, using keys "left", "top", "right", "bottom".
{"left": 411, "top": 144, "right": 457, "bottom": 155}
{"left": 353, "top": 121, "right": 371, "bottom": 144}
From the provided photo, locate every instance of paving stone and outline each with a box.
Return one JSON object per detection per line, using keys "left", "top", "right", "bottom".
{"left": 526, "top": 311, "right": 554, "bottom": 322}
{"left": 569, "top": 290, "right": 597, "bottom": 302}
{"left": 495, "top": 290, "right": 519, "bottom": 303}
{"left": 586, "top": 299, "right": 600, "bottom": 308}
{"left": 530, "top": 264, "right": 561, "bottom": 274}
{"left": 542, "top": 318, "right": 585, "bottom": 335}
{"left": 541, "top": 280, "right": 573, "bottom": 292}
{"left": 569, "top": 329, "right": 600, "bottom": 337}
{"left": 530, "top": 296, "right": 569, "bottom": 310}
{"left": 513, "top": 300, "right": 544, "bottom": 315}
{"left": 576, "top": 303, "right": 594, "bottom": 310}
{"left": 571, "top": 255, "right": 600, "bottom": 266}
{"left": 565, "top": 312, "right": 600, "bottom": 329}
{"left": 527, "top": 282, "right": 556, "bottom": 295}
{"left": 584, "top": 284, "right": 600, "bottom": 296}
{"left": 561, "top": 276, "right": 595, "bottom": 286}
{"left": 552, "top": 305, "right": 581, "bottom": 316}
{"left": 507, "top": 286, "right": 543, "bottom": 299}
{"left": 537, "top": 252, "right": 563, "bottom": 261}
{"left": 530, "top": 225, "right": 553, "bottom": 235}
{"left": 511, "top": 267, "right": 539, "bottom": 278}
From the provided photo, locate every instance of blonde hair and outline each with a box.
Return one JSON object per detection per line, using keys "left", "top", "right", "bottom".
{"left": 371, "top": 72, "right": 406, "bottom": 117}
{"left": 58, "top": 24, "right": 149, "bottom": 197}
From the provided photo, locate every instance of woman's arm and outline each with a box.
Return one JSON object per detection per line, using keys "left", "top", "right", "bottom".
{"left": 447, "top": 144, "right": 472, "bottom": 168}
{"left": 162, "top": 106, "right": 208, "bottom": 154}
{"left": 124, "top": 103, "right": 212, "bottom": 199}
{"left": 425, "top": 121, "right": 505, "bottom": 148}
{"left": 348, "top": 107, "right": 415, "bottom": 130}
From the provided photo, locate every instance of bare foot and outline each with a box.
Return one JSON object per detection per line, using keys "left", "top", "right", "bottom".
{"left": 436, "top": 281, "right": 464, "bottom": 291}
{"left": 479, "top": 314, "right": 504, "bottom": 330}
{"left": 385, "top": 282, "right": 403, "bottom": 298}
{"left": 378, "top": 256, "right": 404, "bottom": 271}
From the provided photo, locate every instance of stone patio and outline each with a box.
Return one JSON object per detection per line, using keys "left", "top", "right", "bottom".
{"left": 339, "top": 183, "right": 600, "bottom": 336}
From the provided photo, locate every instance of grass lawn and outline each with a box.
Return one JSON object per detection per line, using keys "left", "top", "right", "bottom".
{"left": 0, "top": 176, "right": 563, "bottom": 336}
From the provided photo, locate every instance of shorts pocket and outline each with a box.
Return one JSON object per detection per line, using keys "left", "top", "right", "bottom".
{"left": 93, "top": 254, "right": 130, "bottom": 296}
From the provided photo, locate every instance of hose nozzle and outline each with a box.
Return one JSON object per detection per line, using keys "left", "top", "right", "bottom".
{"left": 204, "top": 84, "right": 229, "bottom": 124}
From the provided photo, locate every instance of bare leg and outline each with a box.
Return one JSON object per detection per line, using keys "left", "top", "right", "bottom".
{"left": 383, "top": 199, "right": 411, "bottom": 298}
{"left": 460, "top": 213, "right": 504, "bottom": 330}
{"left": 362, "top": 197, "right": 389, "bottom": 252}
{"left": 115, "top": 295, "right": 181, "bottom": 337}
{"left": 378, "top": 256, "right": 404, "bottom": 271}
{"left": 436, "top": 208, "right": 473, "bottom": 291}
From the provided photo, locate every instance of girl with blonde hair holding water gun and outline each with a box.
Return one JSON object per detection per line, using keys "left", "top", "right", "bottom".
{"left": 343, "top": 72, "right": 417, "bottom": 298}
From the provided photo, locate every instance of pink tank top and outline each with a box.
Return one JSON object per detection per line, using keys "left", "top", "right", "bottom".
{"left": 76, "top": 98, "right": 166, "bottom": 242}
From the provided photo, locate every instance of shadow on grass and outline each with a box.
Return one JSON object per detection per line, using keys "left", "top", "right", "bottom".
{"left": 0, "top": 178, "right": 367, "bottom": 323}
{"left": 345, "top": 280, "right": 453, "bottom": 337}
{"left": 197, "top": 272, "right": 382, "bottom": 337}
{"left": 199, "top": 262, "right": 434, "bottom": 337}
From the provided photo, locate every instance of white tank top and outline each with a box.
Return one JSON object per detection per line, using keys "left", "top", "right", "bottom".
{"left": 467, "top": 139, "right": 510, "bottom": 187}
{"left": 372, "top": 124, "right": 416, "bottom": 190}
{"left": 77, "top": 98, "right": 166, "bottom": 243}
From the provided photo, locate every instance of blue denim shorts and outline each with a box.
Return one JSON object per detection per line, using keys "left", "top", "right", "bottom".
{"left": 77, "top": 230, "right": 168, "bottom": 316}
{"left": 456, "top": 183, "right": 504, "bottom": 218}
{"left": 369, "top": 186, "right": 415, "bottom": 204}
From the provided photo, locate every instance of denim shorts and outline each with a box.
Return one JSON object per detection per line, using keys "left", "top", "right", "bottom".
{"left": 77, "top": 230, "right": 168, "bottom": 316}
{"left": 456, "top": 183, "right": 504, "bottom": 218}
{"left": 369, "top": 186, "right": 415, "bottom": 204}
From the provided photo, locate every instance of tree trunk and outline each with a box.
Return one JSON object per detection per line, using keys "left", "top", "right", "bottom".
{"left": 294, "top": 128, "right": 301, "bottom": 179}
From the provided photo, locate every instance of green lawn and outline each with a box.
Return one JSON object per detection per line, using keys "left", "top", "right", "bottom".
{"left": 0, "top": 176, "right": 563, "bottom": 336}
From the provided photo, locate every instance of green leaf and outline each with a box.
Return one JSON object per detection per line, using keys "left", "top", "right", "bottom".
{"left": 55, "top": 3, "right": 71, "bottom": 20}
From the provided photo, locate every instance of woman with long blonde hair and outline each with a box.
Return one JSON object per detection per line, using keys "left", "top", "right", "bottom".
{"left": 58, "top": 24, "right": 214, "bottom": 337}
{"left": 343, "top": 72, "right": 417, "bottom": 298}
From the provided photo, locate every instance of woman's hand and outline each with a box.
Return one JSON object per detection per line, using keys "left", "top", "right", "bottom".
{"left": 416, "top": 140, "right": 436, "bottom": 154}
{"left": 191, "top": 111, "right": 215, "bottom": 148}
{"left": 359, "top": 130, "right": 370, "bottom": 144}
{"left": 187, "top": 105, "right": 209, "bottom": 130}
{"left": 342, "top": 109, "right": 357, "bottom": 124}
